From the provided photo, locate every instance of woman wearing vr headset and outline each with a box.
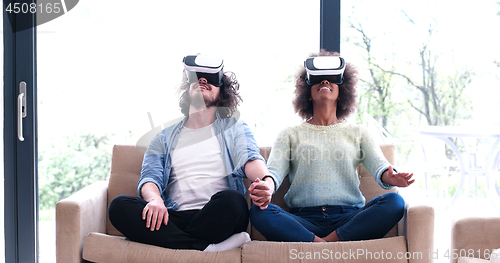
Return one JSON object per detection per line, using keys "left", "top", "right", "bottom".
{"left": 249, "top": 51, "right": 414, "bottom": 243}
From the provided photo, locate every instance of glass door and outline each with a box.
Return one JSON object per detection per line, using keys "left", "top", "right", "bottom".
{"left": 37, "top": 1, "right": 320, "bottom": 262}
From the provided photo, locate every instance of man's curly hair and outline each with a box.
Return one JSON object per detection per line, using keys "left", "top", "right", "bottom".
{"left": 293, "top": 50, "right": 358, "bottom": 121}
{"left": 178, "top": 70, "right": 242, "bottom": 118}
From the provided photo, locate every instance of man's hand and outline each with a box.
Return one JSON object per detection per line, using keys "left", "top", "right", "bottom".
{"left": 142, "top": 198, "right": 169, "bottom": 231}
{"left": 382, "top": 166, "right": 415, "bottom": 187}
{"left": 248, "top": 178, "right": 273, "bottom": 210}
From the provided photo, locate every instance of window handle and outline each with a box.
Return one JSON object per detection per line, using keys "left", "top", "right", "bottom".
{"left": 18, "top": 81, "right": 26, "bottom": 141}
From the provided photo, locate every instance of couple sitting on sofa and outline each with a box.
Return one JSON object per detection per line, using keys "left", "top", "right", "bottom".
{"left": 108, "top": 52, "right": 415, "bottom": 253}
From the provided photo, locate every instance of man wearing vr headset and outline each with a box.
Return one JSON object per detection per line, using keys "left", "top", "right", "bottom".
{"left": 109, "top": 55, "right": 274, "bottom": 252}
{"left": 249, "top": 51, "right": 414, "bottom": 243}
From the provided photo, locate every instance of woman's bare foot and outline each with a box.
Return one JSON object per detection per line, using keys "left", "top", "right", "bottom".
{"left": 314, "top": 235, "right": 326, "bottom": 242}
{"left": 323, "top": 231, "right": 340, "bottom": 242}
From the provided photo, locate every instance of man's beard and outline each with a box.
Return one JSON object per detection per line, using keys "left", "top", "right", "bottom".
{"left": 189, "top": 91, "right": 219, "bottom": 110}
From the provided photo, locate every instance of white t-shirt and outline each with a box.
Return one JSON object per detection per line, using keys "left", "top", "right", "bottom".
{"left": 168, "top": 124, "right": 230, "bottom": 211}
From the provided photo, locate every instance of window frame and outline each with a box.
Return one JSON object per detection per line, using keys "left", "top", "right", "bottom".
{"left": 3, "top": 0, "right": 38, "bottom": 262}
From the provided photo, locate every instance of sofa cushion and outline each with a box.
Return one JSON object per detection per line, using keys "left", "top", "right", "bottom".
{"left": 107, "top": 145, "right": 145, "bottom": 236}
{"left": 241, "top": 236, "right": 408, "bottom": 263}
{"left": 457, "top": 258, "right": 489, "bottom": 263}
{"left": 83, "top": 232, "right": 241, "bottom": 263}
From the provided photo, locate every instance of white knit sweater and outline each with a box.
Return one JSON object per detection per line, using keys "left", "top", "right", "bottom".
{"left": 267, "top": 122, "right": 394, "bottom": 208}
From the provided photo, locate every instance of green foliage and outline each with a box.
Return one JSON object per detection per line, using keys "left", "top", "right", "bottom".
{"left": 38, "top": 132, "right": 113, "bottom": 211}
{"left": 356, "top": 68, "right": 398, "bottom": 129}
{"left": 439, "top": 67, "right": 474, "bottom": 125}
{"left": 349, "top": 21, "right": 473, "bottom": 128}
{"left": 426, "top": 172, "right": 490, "bottom": 200}
{"left": 348, "top": 21, "right": 398, "bottom": 130}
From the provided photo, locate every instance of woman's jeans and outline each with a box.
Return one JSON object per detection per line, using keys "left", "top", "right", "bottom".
{"left": 109, "top": 190, "right": 249, "bottom": 250}
{"left": 249, "top": 192, "right": 405, "bottom": 242}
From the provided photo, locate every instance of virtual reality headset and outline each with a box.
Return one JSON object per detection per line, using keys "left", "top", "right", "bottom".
{"left": 183, "top": 55, "right": 224, "bottom": 87}
{"left": 304, "top": 56, "right": 346, "bottom": 85}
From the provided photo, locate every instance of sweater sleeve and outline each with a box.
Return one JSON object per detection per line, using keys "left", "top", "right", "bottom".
{"left": 359, "top": 126, "right": 395, "bottom": 190}
{"left": 266, "top": 128, "right": 292, "bottom": 191}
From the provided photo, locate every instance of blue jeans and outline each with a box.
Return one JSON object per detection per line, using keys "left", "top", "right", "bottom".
{"left": 249, "top": 192, "right": 404, "bottom": 242}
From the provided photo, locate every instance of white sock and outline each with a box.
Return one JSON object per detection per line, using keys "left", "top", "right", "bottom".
{"left": 203, "top": 232, "right": 251, "bottom": 252}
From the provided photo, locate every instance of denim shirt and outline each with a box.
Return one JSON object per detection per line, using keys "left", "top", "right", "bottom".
{"left": 137, "top": 111, "right": 264, "bottom": 210}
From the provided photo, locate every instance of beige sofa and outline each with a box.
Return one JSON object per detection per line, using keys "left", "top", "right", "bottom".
{"left": 450, "top": 217, "right": 500, "bottom": 263}
{"left": 56, "top": 144, "right": 434, "bottom": 263}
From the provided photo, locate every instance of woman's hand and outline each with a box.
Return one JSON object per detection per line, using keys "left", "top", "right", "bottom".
{"left": 142, "top": 198, "right": 169, "bottom": 231}
{"left": 248, "top": 178, "right": 273, "bottom": 210}
{"left": 382, "top": 166, "right": 415, "bottom": 187}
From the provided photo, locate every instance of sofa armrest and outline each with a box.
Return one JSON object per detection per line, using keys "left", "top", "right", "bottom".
{"left": 56, "top": 180, "right": 108, "bottom": 263}
{"left": 450, "top": 217, "right": 500, "bottom": 263}
{"left": 399, "top": 203, "right": 435, "bottom": 263}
